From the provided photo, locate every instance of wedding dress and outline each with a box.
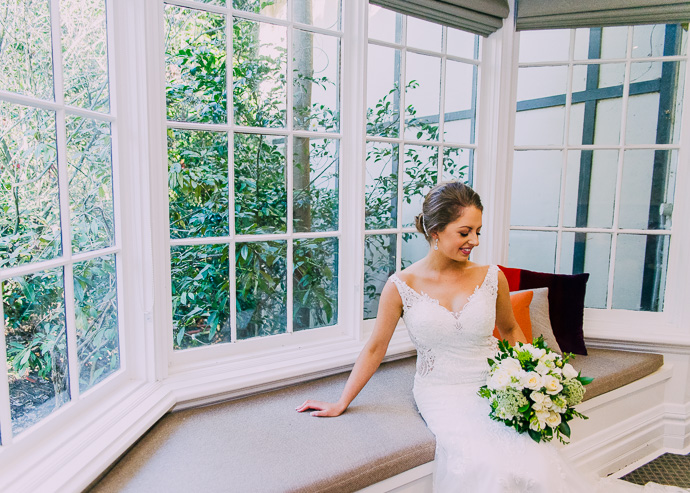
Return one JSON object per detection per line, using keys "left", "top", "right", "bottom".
{"left": 389, "top": 265, "right": 686, "bottom": 493}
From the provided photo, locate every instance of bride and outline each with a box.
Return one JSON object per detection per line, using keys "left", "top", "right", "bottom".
{"left": 296, "top": 181, "right": 686, "bottom": 492}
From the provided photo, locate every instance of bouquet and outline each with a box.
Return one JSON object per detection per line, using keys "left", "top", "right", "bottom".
{"left": 478, "top": 336, "right": 593, "bottom": 444}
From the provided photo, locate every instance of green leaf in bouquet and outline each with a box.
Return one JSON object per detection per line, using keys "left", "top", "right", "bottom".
{"left": 577, "top": 375, "right": 594, "bottom": 385}
{"left": 558, "top": 421, "right": 571, "bottom": 438}
{"left": 532, "top": 334, "right": 545, "bottom": 348}
{"left": 518, "top": 404, "right": 530, "bottom": 413}
{"left": 528, "top": 429, "right": 542, "bottom": 443}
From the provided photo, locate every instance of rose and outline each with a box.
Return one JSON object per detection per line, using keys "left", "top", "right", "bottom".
{"left": 527, "top": 346, "right": 546, "bottom": 360}
{"left": 562, "top": 363, "right": 578, "bottom": 380}
{"left": 535, "top": 409, "right": 550, "bottom": 428}
{"left": 535, "top": 361, "right": 550, "bottom": 375}
{"left": 488, "top": 369, "right": 512, "bottom": 391}
{"left": 521, "top": 371, "right": 543, "bottom": 390}
{"left": 499, "top": 357, "right": 522, "bottom": 376}
{"left": 545, "top": 411, "right": 562, "bottom": 428}
{"left": 543, "top": 375, "right": 564, "bottom": 395}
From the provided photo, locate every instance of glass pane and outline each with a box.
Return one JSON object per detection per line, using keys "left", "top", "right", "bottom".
{"left": 402, "top": 144, "right": 437, "bottom": 227}
{"left": 234, "top": 133, "right": 286, "bottom": 234}
{"left": 510, "top": 150, "right": 561, "bottom": 227}
{"left": 573, "top": 29, "right": 590, "bottom": 60}
{"left": 508, "top": 230, "right": 557, "bottom": 273}
{"left": 444, "top": 60, "right": 475, "bottom": 144}
{"left": 196, "top": 0, "right": 225, "bottom": 5}
{"left": 68, "top": 116, "right": 115, "bottom": 252}
{"left": 61, "top": 0, "right": 110, "bottom": 112}
{"left": 600, "top": 26, "right": 628, "bottom": 59}
{"left": 0, "top": 103, "right": 61, "bottom": 269}
{"left": 613, "top": 234, "right": 669, "bottom": 311}
{"left": 0, "top": 0, "right": 53, "bottom": 99}
{"left": 515, "top": 106, "right": 565, "bottom": 146}
{"left": 363, "top": 234, "right": 396, "bottom": 319}
{"left": 367, "top": 44, "right": 401, "bottom": 138}
{"left": 293, "top": 137, "right": 339, "bottom": 233}
{"left": 517, "top": 66, "right": 567, "bottom": 101}
{"left": 293, "top": 30, "right": 340, "bottom": 132}
{"left": 442, "top": 147, "right": 470, "bottom": 182}
{"left": 293, "top": 237, "right": 338, "bottom": 331}
{"left": 402, "top": 232, "right": 427, "bottom": 269}
{"left": 559, "top": 232, "right": 611, "bottom": 309}
{"left": 236, "top": 241, "right": 287, "bottom": 339}
{"left": 404, "top": 53, "right": 441, "bottom": 140}
{"left": 563, "top": 150, "right": 618, "bottom": 228}
{"left": 165, "top": 5, "right": 226, "bottom": 124}
{"left": 367, "top": 5, "right": 402, "bottom": 44}
{"left": 519, "top": 30, "right": 569, "bottom": 63}
{"left": 632, "top": 24, "right": 671, "bottom": 58}
{"left": 294, "top": 0, "right": 340, "bottom": 30}
{"left": 365, "top": 141, "right": 398, "bottom": 230}
{"left": 74, "top": 255, "right": 119, "bottom": 392}
{"left": 233, "top": 18, "right": 287, "bottom": 128}
{"left": 626, "top": 61, "right": 684, "bottom": 145}
{"left": 171, "top": 244, "right": 230, "bottom": 350}
{"left": 619, "top": 149, "right": 676, "bottom": 230}
{"left": 168, "top": 129, "right": 229, "bottom": 239}
{"left": 446, "top": 28, "right": 477, "bottom": 60}
{"left": 4, "top": 268, "right": 69, "bottom": 435}
{"left": 516, "top": 66, "right": 567, "bottom": 145}
{"left": 406, "top": 16, "right": 441, "bottom": 52}
{"left": 233, "top": 0, "right": 286, "bottom": 18}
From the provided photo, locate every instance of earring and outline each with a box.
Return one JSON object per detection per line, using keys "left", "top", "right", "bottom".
{"left": 434, "top": 238, "right": 439, "bottom": 251}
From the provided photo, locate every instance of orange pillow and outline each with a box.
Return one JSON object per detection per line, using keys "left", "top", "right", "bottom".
{"left": 493, "top": 290, "right": 533, "bottom": 342}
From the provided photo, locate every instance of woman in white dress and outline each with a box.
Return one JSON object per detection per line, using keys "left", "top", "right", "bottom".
{"left": 296, "top": 181, "right": 686, "bottom": 492}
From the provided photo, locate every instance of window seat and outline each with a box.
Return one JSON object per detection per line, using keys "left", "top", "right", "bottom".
{"left": 90, "top": 350, "right": 664, "bottom": 493}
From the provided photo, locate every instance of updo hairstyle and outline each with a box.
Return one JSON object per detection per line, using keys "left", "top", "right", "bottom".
{"left": 414, "top": 181, "right": 483, "bottom": 242}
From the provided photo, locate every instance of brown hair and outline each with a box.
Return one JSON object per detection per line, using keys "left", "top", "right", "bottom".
{"left": 414, "top": 181, "right": 483, "bottom": 241}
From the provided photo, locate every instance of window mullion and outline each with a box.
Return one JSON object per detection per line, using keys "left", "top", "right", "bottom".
{"left": 0, "top": 291, "right": 13, "bottom": 445}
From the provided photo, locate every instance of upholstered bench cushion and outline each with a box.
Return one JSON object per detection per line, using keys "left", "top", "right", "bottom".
{"left": 91, "top": 357, "right": 435, "bottom": 493}
{"left": 570, "top": 348, "right": 664, "bottom": 401}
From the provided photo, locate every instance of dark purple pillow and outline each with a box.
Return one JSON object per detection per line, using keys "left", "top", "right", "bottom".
{"left": 499, "top": 266, "right": 589, "bottom": 355}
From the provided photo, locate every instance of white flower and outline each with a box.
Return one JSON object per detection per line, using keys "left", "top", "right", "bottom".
{"left": 542, "top": 351, "right": 558, "bottom": 361}
{"left": 527, "top": 346, "right": 546, "bottom": 360}
{"left": 488, "top": 369, "right": 512, "bottom": 391}
{"left": 500, "top": 357, "right": 522, "bottom": 376}
{"left": 529, "top": 419, "right": 543, "bottom": 432}
{"left": 535, "top": 361, "right": 550, "bottom": 375}
{"left": 545, "top": 411, "right": 562, "bottom": 428}
{"left": 562, "top": 363, "right": 579, "bottom": 379}
{"left": 531, "top": 391, "right": 546, "bottom": 403}
{"left": 535, "top": 409, "right": 550, "bottom": 428}
{"left": 543, "top": 375, "right": 564, "bottom": 395}
{"left": 521, "top": 371, "right": 543, "bottom": 390}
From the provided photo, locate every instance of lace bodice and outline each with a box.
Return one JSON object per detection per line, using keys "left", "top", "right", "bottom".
{"left": 390, "top": 265, "right": 499, "bottom": 385}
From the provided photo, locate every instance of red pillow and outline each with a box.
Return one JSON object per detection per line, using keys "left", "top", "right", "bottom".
{"left": 493, "top": 290, "right": 533, "bottom": 342}
{"left": 498, "top": 266, "right": 589, "bottom": 355}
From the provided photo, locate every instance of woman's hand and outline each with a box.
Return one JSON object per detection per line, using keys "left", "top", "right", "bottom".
{"left": 295, "top": 399, "right": 347, "bottom": 417}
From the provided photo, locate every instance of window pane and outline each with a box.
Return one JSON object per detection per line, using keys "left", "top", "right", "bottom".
{"left": 519, "top": 30, "right": 569, "bottom": 62}
{"left": 365, "top": 141, "right": 398, "bottom": 230}
{"left": 508, "top": 230, "right": 557, "bottom": 273}
{"left": 0, "top": 103, "right": 61, "bottom": 269}
{"left": 613, "top": 234, "right": 669, "bottom": 311}
{"left": 293, "top": 30, "right": 340, "bottom": 132}
{"left": 4, "top": 267, "right": 69, "bottom": 435}
{"left": 68, "top": 116, "right": 115, "bottom": 252}
{"left": 233, "top": 18, "right": 287, "bottom": 128}
{"left": 293, "top": 137, "right": 339, "bottom": 233}
{"left": 74, "top": 255, "right": 119, "bottom": 392}
{"left": 363, "top": 234, "right": 396, "bottom": 319}
{"left": 234, "top": 133, "right": 286, "bottom": 234}
{"left": 563, "top": 150, "right": 618, "bottom": 229}
{"left": 511, "top": 151, "right": 561, "bottom": 227}
{"left": 442, "top": 147, "right": 470, "bottom": 182}
{"left": 600, "top": 26, "right": 628, "bottom": 59}
{"left": 171, "top": 244, "right": 230, "bottom": 350}
{"left": 367, "top": 44, "right": 401, "bottom": 138}
{"left": 559, "top": 232, "right": 611, "bottom": 309}
{"left": 402, "top": 232, "right": 427, "bottom": 269}
{"left": 368, "top": 6, "right": 402, "bottom": 44}
{"left": 444, "top": 60, "right": 474, "bottom": 144}
{"left": 168, "top": 129, "right": 229, "bottom": 239}
{"left": 165, "top": 5, "right": 226, "bottom": 124}
{"left": 293, "top": 237, "right": 338, "bottom": 331}
{"left": 294, "top": 0, "right": 340, "bottom": 30}
{"left": 402, "top": 145, "right": 437, "bottom": 228}
{"left": 0, "top": 0, "right": 53, "bottom": 100}
{"left": 406, "top": 17, "right": 441, "bottom": 52}
{"left": 61, "top": 0, "right": 110, "bottom": 112}
{"left": 446, "top": 28, "right": 477, "bottom": 60}
{"left": 404, "top": 53, "right": 441, "bottom": 140}
{"left": 619, "top": 149, "right": 676, "bottom": 230}
{"left": 515, "top": 106, "right": 565, "bottom": 146}
{"left": 236, "top": 241, "right": 287, "bottom": 339}
{"left": 233, "top": 0, "right": 286, "bottom": 18}
{"left": 632, "top": 24, "right": 681, "bottom": 59}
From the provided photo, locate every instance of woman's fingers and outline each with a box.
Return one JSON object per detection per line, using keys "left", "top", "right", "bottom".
{"left": 296, "top": 399, "right": 323, "bottom": 412}
{"left": 296, "top": 400, "right": 342, "bottom": 416}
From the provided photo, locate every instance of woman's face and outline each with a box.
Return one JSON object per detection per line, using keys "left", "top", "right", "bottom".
{"left": 434, "top": 206, "right": 482, "bottom": 261}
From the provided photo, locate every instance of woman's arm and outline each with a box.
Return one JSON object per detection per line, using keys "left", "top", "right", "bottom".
{"left": 495, "top": 270, "right": 529, "bottom": 345}
{"left": 296, "top": 279, "right": 403, "bottom": 417}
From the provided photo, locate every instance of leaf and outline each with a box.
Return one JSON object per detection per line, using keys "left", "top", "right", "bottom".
{"left": 578, "top": 375, "right": 594, "bottom": 385}
{"left": 527, "top": 429, "right": 542, "bottom": 443}
{"left": 558, "top": 420, "right": 571, "bottom": 438}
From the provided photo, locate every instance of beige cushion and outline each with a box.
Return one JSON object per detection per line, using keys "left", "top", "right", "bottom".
{"left": 517, "top": 287, "right": 561, "bottom": 352}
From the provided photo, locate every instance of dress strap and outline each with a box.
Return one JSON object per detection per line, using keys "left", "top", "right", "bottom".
{"left": 389, "top": 274, "right": 420, "bottom": 311}
{"left": 484, "top": 265, "right": 500, "bottom": 297}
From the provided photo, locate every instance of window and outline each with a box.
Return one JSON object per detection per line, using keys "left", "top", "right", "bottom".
{"left": 0, "top": 0, "right": 120, "bottom": 441}
{"left": 164, "top": 0, "right": 342, "bottom": 349}
{"left": 363, "top": 5, "right": 481, "bottom": 318}
{"left": 510, "top": 24, "right": 686, "bottom": 311}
